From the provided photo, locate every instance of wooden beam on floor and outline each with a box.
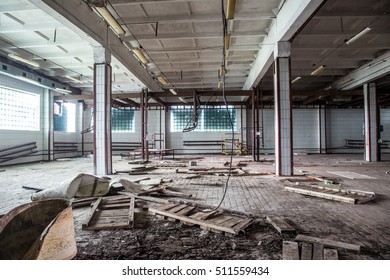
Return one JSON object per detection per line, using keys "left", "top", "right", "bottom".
{"left": 295, "top": 234, "right": 361, "bottom": 253}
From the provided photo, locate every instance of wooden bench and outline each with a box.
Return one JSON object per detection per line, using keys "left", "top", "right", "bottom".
{"left": 0, "top": 142, "right": 38, "bottom": 164}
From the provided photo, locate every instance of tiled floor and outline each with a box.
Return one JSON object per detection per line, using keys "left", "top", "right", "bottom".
{"left": 0, "top": 153, "right": 389, "bottom": 259}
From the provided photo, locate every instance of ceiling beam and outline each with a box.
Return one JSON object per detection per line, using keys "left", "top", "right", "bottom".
{"left": 124, "top": 31, "right": 266, "bottom": 41}
{"left": 146, "top": 45, "right": 260, "bottom": 54}
{"left": 121, "top": 12, "right": 274, "bottom": 25}
{"left": 54, "top": 92, "right": 141, "bottom": 100}
{"left": 152, "top": 56, "right": 255, "bottom": 64}
{"left": 28, "top": 0, "right": 162, "bottom": 92}
{"left": 149, "top": 93, "right": 167, "bottom": 106}
{"left": 111, "top": 0, "right": 216, "bottom": 4}
{"left": 0, "top": 2, "right": 38, "bottom": 12}
{"left": 331, "top": 50, "right": 390, "bottom": 90}
{"left": 243, "top": 0, "right": 325, "bottom": 90}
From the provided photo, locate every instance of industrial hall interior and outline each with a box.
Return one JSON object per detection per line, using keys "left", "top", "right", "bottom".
{"left": 0, "top": 0, "right": 389, "bottom": 261}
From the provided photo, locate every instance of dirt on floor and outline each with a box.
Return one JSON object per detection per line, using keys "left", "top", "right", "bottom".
{"left": 74, "top": 214, "right": 284, "bottom": 260}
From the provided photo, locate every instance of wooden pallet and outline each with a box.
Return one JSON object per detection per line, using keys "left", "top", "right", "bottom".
{"left": 82, "top": 196, "right": 137, "bottom": 230}
{"left": 284, "top": 185, "right": 375, "bottom": 204}
{"left": 149, "top": 203, "right": 254, "bottom": 235}
{"left": 266, "top": 216, "right": 296, "bottom": 234}
{"left": 283, "top": 241, "right": 339, "bottom": 260}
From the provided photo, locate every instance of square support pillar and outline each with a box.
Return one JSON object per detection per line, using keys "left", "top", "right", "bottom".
{"left": 364, "top": 83, "right": 379, "bottom": 162}
{"left": 274, "top": 41, "right": 293, "bottom": 176}
{"left": 93, "top": 46, "right": 112, "bottom": 175}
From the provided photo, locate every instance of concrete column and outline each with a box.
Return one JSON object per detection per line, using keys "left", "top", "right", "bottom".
{"left": 319, "top": 105, "right": 327, "bottom": 153}
{"left": 364, "top": 83, "right": 379, "bottom": 162}
{"left": 93, "top": 46, "right": 112, "bottom": 175}
{"left": 274, "top": 41, "right": 293, "bottom": 176}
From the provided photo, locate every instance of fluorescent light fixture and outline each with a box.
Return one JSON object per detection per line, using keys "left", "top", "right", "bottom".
{"left": 339, "top": 77, "right": 354, "bottom": 85}
{"left": 311, "top": 65, "right": 326, "bottom": 76}
{"left": 94, "top": 5, "right": 125, "bottom": 36}
{"left": 158, "top": 76, "right": 168, "bottom": 85}
{"left": 55, "top": 87, "right": 72, "bottom": 94}
{"left": 226, "top": 0, "right": 237, "bottom": 20}
{"left": 291, "top": 76, "right": 301, "bottom": 83}
{"left": 219, "top": 65, "right": 226, "bottom": 77}
{"left": 133, "top": 49, "right": 149, "bottom": 65}
{"left": 218, "top": 80, "right": 223, "bottom": 89}
{"left": 169, "top": 88, "right": 178, "bottom": 95}
{"left": 66, "top": 75, "right": 83, "bottom": 83}
{"left": 178, "top": 97, "right": 188, "bottom": 103}
{"left": 346, "top": 27, "right": 371, "bottom": 45}
{"left": 8, "top": 54, "right": 39, "bottom": 68}
{"left": 224, "top": 34, "right": 231, "bottom": 52}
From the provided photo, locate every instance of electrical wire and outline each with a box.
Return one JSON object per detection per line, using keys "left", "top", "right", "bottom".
{"left": 212, "top": 0, "right": 235, "bottom": 211}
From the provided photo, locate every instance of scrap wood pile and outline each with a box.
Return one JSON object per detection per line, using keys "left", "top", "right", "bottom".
{"left": 282, "top": 234, "right": 362, "bottom": 260}
{"left": 176, "top": 166, "right": 273, "bottom": 177}
{"left": 282, "top": 175, "right": 376, "bottom": 204}
{"left": 80, "top": 195, "right": 256, "bottom": 235}
{"left": 265, "top": 216, "right": 362, "bottom": 260}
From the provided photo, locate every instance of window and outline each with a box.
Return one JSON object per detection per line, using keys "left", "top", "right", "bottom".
{"left": 54, "top": 102, "right": 76, "bottom": 132}
{"left": 112, "top": 107, "right": 135, "bottom": 132}
{"left": 171, "top": 106, "right": 236, "bottom": 132}
{"left": 0, "top": 86, "right": 40, "bottom": 131}
{"left": 203, "top": 107, "right": 236, "bottom": 131}
{"left": 171, "top": 107, "right": 195, "bottom": 132}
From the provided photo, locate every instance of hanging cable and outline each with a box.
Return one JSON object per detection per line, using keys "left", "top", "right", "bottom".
{"left": 212, "top": 0, "right": 235, "bottom": 211}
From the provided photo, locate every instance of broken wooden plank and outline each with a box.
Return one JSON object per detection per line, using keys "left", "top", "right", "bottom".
{"left": 232, "top": 218, "right": 254, "bottom": 231}
{"left": 295, "top": 234, "right": 361, "bottom": 253}
{"left": 139, "top": 178, "right": 162, "bottom": 186}
{"left": 128, "top": 196, "right": 135, "bottom": 228}
{"left": 100, "top": 203, "right": 131, "bottom": 210}
{"left": 266, "top": 216, "right": 296, "bottom": 234}
{"left": 207, "top": 215, "right": 234, "bottom": 225}
{"left": 138, "top": 186, "right": 166, "bottom": 196}
{"left": 157, "top": 189, "right": 192, "bottom": 198}
{"left": 167, "top": 204, "right": 189, "bottom": 214}
{"left": 285, "top": 185, "right": 357, "bottom": 204}
{"left": 324, "top": 248, "right": 338, "bottom": 260}
{"left": 132, "top": 177, "right": 150, "bottom": 183}
{"left": 149, "top": 207, "right": 240, "bottom": 235}
{"left": 312, "top": 244, "right": 324, "bottom": 260}
{"left": 219, "top": 216, "right": 243, "bottom": 228}
{"left": 82, "top": 197, "right": 102, "bottom": 228}
{"left": 158, "top": 203, "right": 179, "bottom": 212}
{"left": 282, "top": 241, "right": 300, "bottom": 260}
{"left": 117, "top": 191, "right": 169, "bottom": 204}
{"left": 176, "top": 206, "right": 196, "bottom": 216}
{"left": 198, "top": 210, "right": 222, "bottom": 220}
{"left": 300, "top": 242, "right": 313, "bottom": 260}
{"left": 71, "top": 197, "right": 98, "bottom": 208}
{"left": 84, "top": 221, "right": 130, "bottom": 231}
